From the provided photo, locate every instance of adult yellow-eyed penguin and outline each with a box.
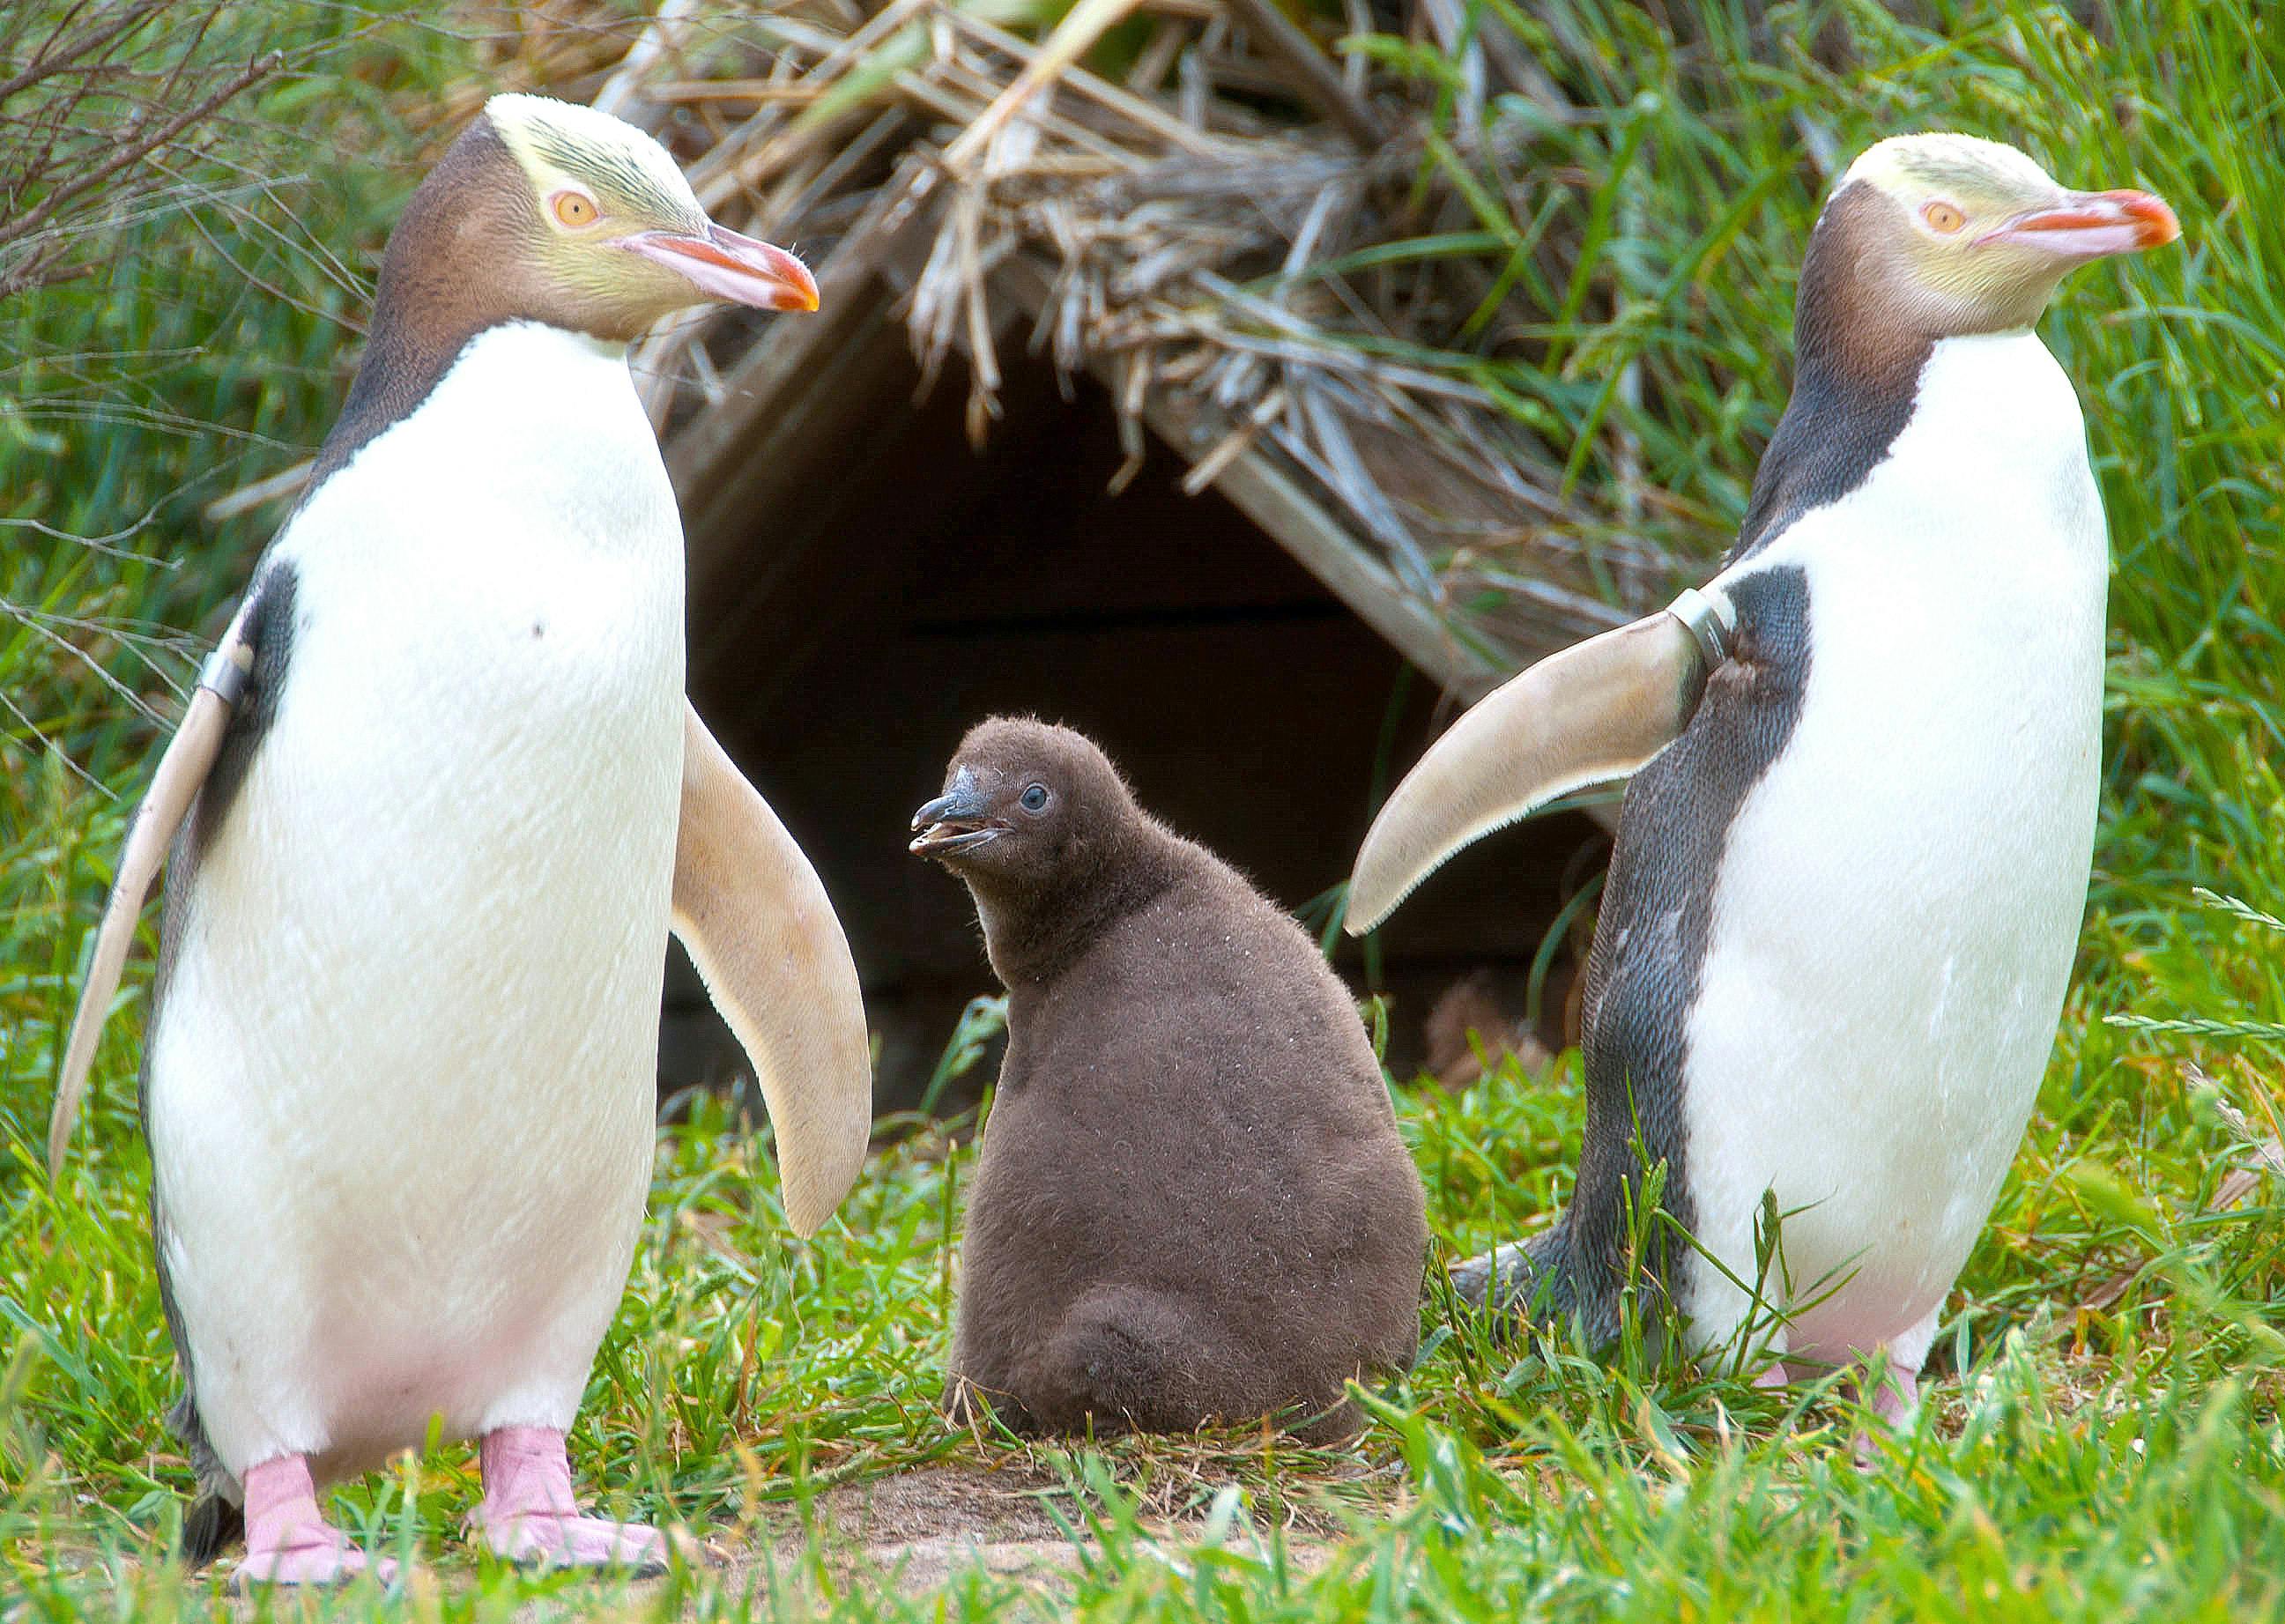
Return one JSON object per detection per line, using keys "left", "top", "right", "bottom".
{"left": 1345, "top": 135, "right": 2177, "bottom": 1418}
{"left": 48, "top": 94, "right": 872, "bottom": 1585}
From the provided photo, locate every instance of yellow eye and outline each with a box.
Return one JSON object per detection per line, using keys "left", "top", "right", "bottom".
{"left": 553, "top": 191, "right": 598, "bottom": 228}
{"left": 1923, "top": 200, "right": 1966, "bottom": 234}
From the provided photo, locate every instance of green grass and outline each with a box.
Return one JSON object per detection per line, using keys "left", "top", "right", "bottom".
{"left": 4, "top": 0, "right": 2283, "bottom": 1616}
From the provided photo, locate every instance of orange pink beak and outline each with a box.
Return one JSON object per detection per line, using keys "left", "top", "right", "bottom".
{"left": 624, "top": 223, "right": 820, "bottom": 313}
{"left": 1981, "top": 189, "right": 2181, "bottom": 261}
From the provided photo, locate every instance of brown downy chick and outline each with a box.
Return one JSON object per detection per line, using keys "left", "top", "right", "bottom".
{"left": 910, "top": 718, "right": 1427, "bottom": 1442}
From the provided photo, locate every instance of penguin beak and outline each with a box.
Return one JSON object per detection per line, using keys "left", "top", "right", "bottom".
{"left": 909, "top": 774, "right": 1006, "bottom": 858}
{"left": 1981, "top": 189, "right": 2180, "bottom": 261}
{"left": 623, "top": 223, "right": 820, "bottom": 312}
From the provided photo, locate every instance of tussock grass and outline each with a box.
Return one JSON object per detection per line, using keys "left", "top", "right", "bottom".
{"left": 3, "top": 0, "right": 2281, "bottom": 1616}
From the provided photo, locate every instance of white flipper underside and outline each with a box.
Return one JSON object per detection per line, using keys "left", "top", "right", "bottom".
{"left": 1345, "top": 610, "right": 1709, "bottom": 934}
{"left": 671, "top": 702, "right": 872, "bottom": 1235}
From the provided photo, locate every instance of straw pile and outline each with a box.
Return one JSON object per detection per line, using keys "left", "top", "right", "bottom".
{"left": 454, "top": 0, "right": 1702, "bottom": 687}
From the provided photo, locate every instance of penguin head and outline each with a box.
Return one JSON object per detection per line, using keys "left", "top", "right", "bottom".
{"left": 1820, "top": 133, "right": 2177, "bottom": 337}
{"left": 375, "top": 93, "right": 818, "bottom": 345}
{"left": 909, "top": 718, "right": 1168, "bottom": 920}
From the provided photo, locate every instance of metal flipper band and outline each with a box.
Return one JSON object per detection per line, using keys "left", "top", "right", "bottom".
{"left": 1666, "top": 586, "right": 1737, "bottom": 671}
{"left": 198, "top": 647, "right": 252, "bottom": 708}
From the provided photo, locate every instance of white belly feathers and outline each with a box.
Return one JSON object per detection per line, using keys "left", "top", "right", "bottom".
{"left": 145, "top": 323, "right": 686, "bottom": 1483}
{"left": 1678, "top": 331, "right": 2107, "bottom": 1361}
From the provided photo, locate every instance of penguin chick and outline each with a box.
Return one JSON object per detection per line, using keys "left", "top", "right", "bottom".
{"left": 911, "top": 719, "right": 1427, "bottom": 1443}
{"left": 1347, "top": 134, "right": 2180, "bottom": 1422}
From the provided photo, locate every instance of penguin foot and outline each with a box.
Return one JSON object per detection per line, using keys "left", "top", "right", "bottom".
{"left": 230, "top": 1453, "right": 397, "bottom": 1591}
{"left": 483, "top": 1510, "right": 670, "bottom": 1572}
{"left": 473, "top": 1426, "right": 669, "bottom": 1575}
{"left": 1829, "top": 1356, "right": 1920, "bottom": 1465}
{"left": 1864, "top": 1364, "right": 1919, "bottom": 1427}
{"left": 231, "top": 1534, "right": 394, "bottom": 1591}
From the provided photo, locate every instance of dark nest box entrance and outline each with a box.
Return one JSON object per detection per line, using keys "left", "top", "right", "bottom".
{"left": 653, "top": 165, "right": 1644, "bottom": 1115}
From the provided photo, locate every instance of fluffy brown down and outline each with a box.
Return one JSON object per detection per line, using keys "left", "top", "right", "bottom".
{"left": 914, "top": 717, "right": 1427, "bottom": 1442}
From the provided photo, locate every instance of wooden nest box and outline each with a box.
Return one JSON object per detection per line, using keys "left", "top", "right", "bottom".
{"left": 657, "top": 161, "right": 1645, "bottom": 1109}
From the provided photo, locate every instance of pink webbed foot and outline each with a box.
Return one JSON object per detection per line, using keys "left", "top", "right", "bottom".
{"left": 1752, "top": 1361, "right": 1795, "bottom": 1391}
{"left": 1866, "top": 1364, "right": 1919, "bottom": 1427}
{"left": 1849, "top": 1363, "right": 1921, "bottom": 1466}
{"left": 1859, "top": 1309, "right": 1938, "bottom": 1435}
{"left": 472, "top": 1427, "right": 669, "bottom": 1574}
{"left": 229, "top": 1455, "right": 397, "bottom": 1591}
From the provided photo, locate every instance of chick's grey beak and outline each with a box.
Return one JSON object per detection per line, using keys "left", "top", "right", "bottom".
{"left": 909, "top": 774, "right": 1005, "bottom": 857}
{"left": 624, "top": 223, "right": 820, "bottom": 313}
{"left": 909, "top": 790, "right": 973, "bottom": 833}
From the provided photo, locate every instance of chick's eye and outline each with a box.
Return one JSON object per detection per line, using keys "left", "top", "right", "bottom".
{"left": 553, "top": 191, "right": 599, "bottom": 228}
{"left": 1923, "top": 200, "right": 1966, "bottom": 234}
{"left": 1020, "top": 783, "right": 1050, "bottom": 812}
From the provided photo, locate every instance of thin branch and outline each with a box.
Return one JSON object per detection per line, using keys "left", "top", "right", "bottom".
{"left": 0, "top": 47, "right": 283, "bottom": 265}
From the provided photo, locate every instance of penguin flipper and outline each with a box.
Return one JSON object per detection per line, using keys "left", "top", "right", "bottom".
{"left": 671, "top": 701, "right": 871, "bottom": 1236}
{"left": 1345, "top": 590, "right": 1733, "bottom": 935}
{"left": 48, "top": 622, "right": 257, "bottom": 1180}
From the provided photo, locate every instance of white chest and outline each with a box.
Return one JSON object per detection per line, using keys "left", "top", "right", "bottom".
{"left": 224, "top": 322, "right": 690, "bottom": 959}
{"left": 277, "top": 322, "right": 687, "bottom": 730}
{"left": 147, "top": 323, "right": 691, "bottom": 1475}
{"left": 1679, "top": 332, "right": 2107, "bottom": 1355}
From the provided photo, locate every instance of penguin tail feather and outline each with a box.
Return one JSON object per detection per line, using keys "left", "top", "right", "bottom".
{"left": 166, "top": 1388, "right": 242, "bottom": 1568}
{"left": 1451, "top": 1223, "right": 1576, "bottom": 1323}
{"left": 181, "top": 1494, "right": 243, "bottom": 1568}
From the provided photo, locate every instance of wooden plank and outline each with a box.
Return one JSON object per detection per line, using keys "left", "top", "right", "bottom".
{"left": 665, "top": 161, "right": 937, "bottom": 567}
{"left": 982, "top": 250, "right": 1506, "bottom": 700}
{"left": 1139, "top": 395, "right": 1502, "bottom": 701}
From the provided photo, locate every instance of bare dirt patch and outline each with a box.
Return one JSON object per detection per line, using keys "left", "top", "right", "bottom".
{"left": 762, "top": 1464, "right": 1087, "bottom": 1598}
{"left": 753, "top": 1457, "right": 1360, "bottom": 1600}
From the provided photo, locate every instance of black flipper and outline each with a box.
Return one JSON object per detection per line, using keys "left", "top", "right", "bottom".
{"left": 137, "top": 562, "right": 300, "bottom": 1555}
{"left": 1451, "top": 567, "right": 1813, "bottom": 1348}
